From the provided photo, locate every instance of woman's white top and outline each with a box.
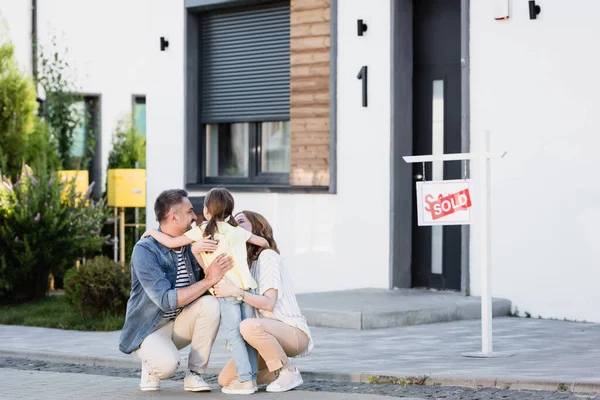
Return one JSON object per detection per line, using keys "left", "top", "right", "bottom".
{"left": 250, "top": 249, "right": 313, "bottom": 357}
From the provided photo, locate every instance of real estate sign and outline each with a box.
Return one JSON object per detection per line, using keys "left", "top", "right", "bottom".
{"left": 416, "top": 179, "right": 472, "bottom": 226}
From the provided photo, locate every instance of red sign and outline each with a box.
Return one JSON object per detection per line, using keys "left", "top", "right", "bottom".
{"left": 424, "top": 189, "right": 472, "bottom": 220}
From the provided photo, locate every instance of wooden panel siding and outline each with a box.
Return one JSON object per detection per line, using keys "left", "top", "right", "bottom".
{"left": 290, "top": 0, "right": 331, "bottom": 187}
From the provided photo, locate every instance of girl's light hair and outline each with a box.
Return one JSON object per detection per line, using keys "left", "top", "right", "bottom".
{"left": 203, "top": 188, "right": 236, "bottom": 239}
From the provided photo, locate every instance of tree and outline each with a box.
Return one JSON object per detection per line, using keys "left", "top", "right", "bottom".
{"left": 37, "top": 38, "right": 93, "bottom": 171}
{"left": 0, "top": 40, "right": 37, "bottom": 179}
{"left": 107, "top": 116, "right": 146, "bottom": 170}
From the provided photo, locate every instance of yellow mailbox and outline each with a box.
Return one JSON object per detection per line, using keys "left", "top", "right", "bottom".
{"left": 58, "top": 170, "right": 89, "bottom": 198}
{"left": 107, "top": 169, "right": 146, "bottom": 208}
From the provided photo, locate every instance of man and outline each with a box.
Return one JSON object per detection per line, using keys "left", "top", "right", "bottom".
{"left": 119, "top": 189, "right": 233, "bottom": 392}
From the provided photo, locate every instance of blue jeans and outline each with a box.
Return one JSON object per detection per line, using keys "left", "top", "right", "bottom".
{"left": 218, "top": 296, "right": 258, "bottom": 382}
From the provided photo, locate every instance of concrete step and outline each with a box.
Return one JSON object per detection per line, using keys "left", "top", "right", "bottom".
{"left": 296, "top": 288, "right": 511, "bottom": 329}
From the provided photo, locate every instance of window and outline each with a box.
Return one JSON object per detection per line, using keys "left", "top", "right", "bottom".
{"left": 69, "top": 96, "right": 100, "bottom": 167}
{"left": 132, "top": 95, "right": 146, "bottom": 136}
{"left": 203, "top": 121, "right": 290, "bottom": 184}
{"left": 261, "top": 121, "right": 290, "bottom": 174}
{"left": 70, "top": 101, "right": 87, "bottom": 158}
{"left": 189, "top": 2, "right": 291, "bottom": 187}
{"left": 69, "top": 95, "right": 101, "bottom": 197}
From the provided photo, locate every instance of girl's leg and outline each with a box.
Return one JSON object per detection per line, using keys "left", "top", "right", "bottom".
{"left": 218, "top": 297, "right": 253, "bottom": 382}
{"left": 240, "top": 302, "right": 259, "bottom": 379}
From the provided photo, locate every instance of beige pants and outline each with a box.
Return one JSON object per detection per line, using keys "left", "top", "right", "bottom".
{"left": 136, "top": 295, "right": 220, "bottom": 379}
{"left": 218, "top": 318, "right": 309, "bottom": 387}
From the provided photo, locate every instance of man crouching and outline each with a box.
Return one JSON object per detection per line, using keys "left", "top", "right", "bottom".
{"left": 119, "top": 189, "right": 232, "bottom": 392}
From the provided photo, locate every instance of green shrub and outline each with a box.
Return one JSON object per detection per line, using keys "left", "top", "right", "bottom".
{"left": 64, "top": 256, "right": 131, "bottom": 317}
{"left": 0, "top": 165, "right": 109, "bottom": 303}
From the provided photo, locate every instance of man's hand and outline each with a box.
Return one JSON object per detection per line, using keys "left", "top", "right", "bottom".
{"left": 192, "top": 237, "right": 218, "bottom": 254}
{"left": 204, "top": 254, "right": 233, "bottom": 285}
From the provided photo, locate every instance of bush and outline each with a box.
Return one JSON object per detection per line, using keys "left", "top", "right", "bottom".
{"left": 64, "top": 256, "right": 131, "bottom": 317}
{"left": 0, "top": 165, "right": 109, "bottom": 303}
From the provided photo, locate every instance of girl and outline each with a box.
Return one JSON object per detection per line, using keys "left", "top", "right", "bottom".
{"left": 144, "top": 188, "right": 269, "bottom": 395}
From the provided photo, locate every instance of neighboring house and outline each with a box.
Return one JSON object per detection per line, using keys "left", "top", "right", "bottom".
{"left": 2, "top": 0, "right": 600, "bottom": 323}
{"left": 0, "top": 0, "right": 149, "bottom": 194}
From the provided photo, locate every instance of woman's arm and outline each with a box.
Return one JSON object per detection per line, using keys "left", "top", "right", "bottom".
{"left": 213, "top": 279, "right": 277, "bottom": 312}
{"left": 247, "top": 234, "right": 269, "bottom": 248}
{"left": 145, "top": 229, "right": 194, "bottom": 249}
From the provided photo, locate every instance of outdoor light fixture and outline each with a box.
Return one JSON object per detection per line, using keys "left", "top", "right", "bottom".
{"left": 528, "top": 1, "right": 541, "bottom": 19}
{"left": 160, "top": 37, "right": 169, "bottom": 51}
{"left": 357, "top": 19, "right": 367, "bottom": 36}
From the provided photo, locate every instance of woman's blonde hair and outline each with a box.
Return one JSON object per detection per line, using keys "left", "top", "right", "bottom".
{"left": 236, "top": 210, "right": 279, "bottom": 266}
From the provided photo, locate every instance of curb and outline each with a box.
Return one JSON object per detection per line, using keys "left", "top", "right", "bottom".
{"left": 1, "top": 348, "right": 599, "bottom": 394}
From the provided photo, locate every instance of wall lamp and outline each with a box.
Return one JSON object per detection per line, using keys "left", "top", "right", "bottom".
{"left": 160, "top": 37, "right": 169, "bottom": 51}
{"left": 528, "top": 1, "right": 541, "bottom": 19}
{"left": 357, "top": 19, "right": 367, "bottom": 36}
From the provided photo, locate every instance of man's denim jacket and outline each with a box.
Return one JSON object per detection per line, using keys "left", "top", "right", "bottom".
{"left": 119, "top": 236, "right": 205, "bottom": 354}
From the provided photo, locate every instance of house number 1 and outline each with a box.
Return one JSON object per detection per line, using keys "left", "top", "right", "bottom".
{"left": 357, "top": 66, "right": 368, "bottom": 107}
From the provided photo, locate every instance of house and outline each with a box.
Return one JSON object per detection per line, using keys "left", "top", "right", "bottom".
{"left": 2, "top": 0, "right": 599, "bottom": 323}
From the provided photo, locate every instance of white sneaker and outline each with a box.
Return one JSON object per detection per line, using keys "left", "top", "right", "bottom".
{"left": 184, "top": 371, "right": 212, "bottom": 392}
{"left": 266, "top": 368, "right": 303, "bottom": 393}
{"left": 140, "top": 363, "right": 160, "bottom": 391}
{"left": 221, "top": 379, "right": 256, "bottom": 395}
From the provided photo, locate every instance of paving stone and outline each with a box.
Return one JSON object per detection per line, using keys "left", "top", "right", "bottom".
{"left": 0, "top": 317, "right": 599, "bottom": 390}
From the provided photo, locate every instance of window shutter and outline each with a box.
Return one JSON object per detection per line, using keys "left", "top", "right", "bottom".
{"left": 200, "top": 2, "right": 290, "bottom": 123}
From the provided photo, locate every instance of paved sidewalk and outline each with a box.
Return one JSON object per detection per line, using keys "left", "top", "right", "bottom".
{"left": 1, "top": 317, "right": 599, "bottom": 392}
{"left": 0, "top": 368, "right": 400, "bottom": 400}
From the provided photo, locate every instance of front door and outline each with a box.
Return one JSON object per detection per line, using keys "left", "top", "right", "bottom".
{"left": 411, "top": 0, "right": 462, "bottom": 290}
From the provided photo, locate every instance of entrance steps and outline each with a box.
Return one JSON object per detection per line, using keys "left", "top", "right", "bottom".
{"left": 296, "top": 288, "right": 511, "bottom": 330}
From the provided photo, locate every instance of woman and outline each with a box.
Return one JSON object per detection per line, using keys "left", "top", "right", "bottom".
{"left": 213, "top": 211, "right": 313, "bottom": 393}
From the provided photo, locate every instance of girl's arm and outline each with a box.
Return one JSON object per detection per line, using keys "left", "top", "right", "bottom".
{"left": 145, "top": 229, "right": 194, "bottom": 249}
{"left": 190, "top": 236, "right": 219, "bottom": 272}
{"left": 247, "top": 234, "right": 269, "bottom": 248}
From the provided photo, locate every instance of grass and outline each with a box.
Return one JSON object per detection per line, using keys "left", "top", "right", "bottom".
{"left": 556, "top": 383, "right": 569, "bottom": 392}
{"left": 368, "top": 375, "right": 429, "bottom": 388}
{"left": 0, "top": 295, "right": 124, "bottom": 331}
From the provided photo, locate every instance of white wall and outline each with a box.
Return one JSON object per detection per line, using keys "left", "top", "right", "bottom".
{"left": 470, "top": 0, "right": 600, "bottom": 322}
{"left": 34, "top": 0, "right": 151, "bottom": 189}
{"left": 145, "top": 0, "right": 186, "bottom": 219}
{"left": 146, "top": 0, "right": 393, "bottom": 293}
{"left": 0, "top": 0, "right": 31, "bottom": 73}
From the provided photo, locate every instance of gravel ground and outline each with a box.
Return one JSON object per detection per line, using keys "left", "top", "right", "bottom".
{"left": 1, "top": 357, "right": 598, "bottom": 400}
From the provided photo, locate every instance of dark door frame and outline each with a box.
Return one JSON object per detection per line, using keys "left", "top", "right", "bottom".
{"left": 389, "top": 0, "right": 470, "bottom": 294}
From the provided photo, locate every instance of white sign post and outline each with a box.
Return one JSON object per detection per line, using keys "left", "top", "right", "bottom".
{"left": 403, "top": 131, "right": 511, "bottom": 358}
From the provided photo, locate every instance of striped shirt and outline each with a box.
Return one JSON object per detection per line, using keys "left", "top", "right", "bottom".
{"left": 163, "top": 249, "right": 190, "bottom": 320}
{"left": 250, "top": 249, "right": 313, "bottom": 357}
